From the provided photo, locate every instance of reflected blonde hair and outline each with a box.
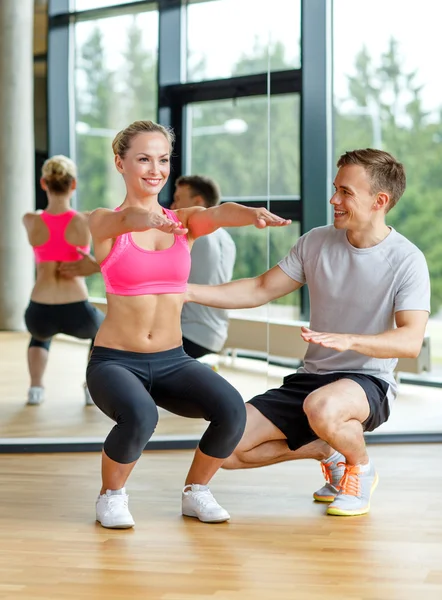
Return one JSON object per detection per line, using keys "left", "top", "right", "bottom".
{"left": 112, "top": 120, "right": 175, "bottom": 158}
{"left": 337, "top": 148, "right": 406, "bottom": 212}
{"left": 41, "top": 155, "right": 77, "bottom": 194}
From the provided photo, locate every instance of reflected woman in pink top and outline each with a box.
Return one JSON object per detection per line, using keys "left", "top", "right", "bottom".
{"left": 87, "top": 120, "right": 291, "bottom": 529}
{"left": 22, "top": 156, "right": 104, "bottom": 406}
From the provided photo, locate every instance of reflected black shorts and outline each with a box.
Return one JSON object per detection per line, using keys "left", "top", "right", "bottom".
{"left": 248, "top": 371, "right": 390, "bottom": 451}
{"left": 24, "top": 300, "right": 104, "bottom": 350}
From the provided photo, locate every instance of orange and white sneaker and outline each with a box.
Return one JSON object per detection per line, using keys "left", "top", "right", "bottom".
{"left": 326, "top": 461, "right": 378, "bottom": 516}
{"left": 313, "top": 451, "right": 346, "bottom": 502}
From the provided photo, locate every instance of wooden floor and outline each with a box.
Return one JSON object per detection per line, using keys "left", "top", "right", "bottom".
{"left": 1, "top": 331, "right": 442, "bottom": 440}
{"left": 0, "top": 446, "right": 441, "bottom": 599}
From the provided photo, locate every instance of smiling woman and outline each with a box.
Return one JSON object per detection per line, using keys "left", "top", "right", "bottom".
{"left": 85, "top": 119, "right": 292, "bottom": 530}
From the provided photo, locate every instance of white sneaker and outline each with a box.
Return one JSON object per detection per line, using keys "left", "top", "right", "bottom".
{"left": 83, "top": 383, "right": 94, "bottom": 406}
{"left": 96, "top": 488, "right": 135, "bottom": 529}
{"left": 182, "top": 484, "right": 230, "bottom": 523}
{"left": 27, "top": 386, "right": 45, "bottom": 406}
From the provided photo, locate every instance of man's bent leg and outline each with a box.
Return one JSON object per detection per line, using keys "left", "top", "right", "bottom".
{"left": 303, "top": 379, "right": 379, "bottom": 516}
{"left": 222, "top": 405, "right": 332, "bottom": 469}
{"left": 303, "top": 378, "right": 370, "bottom": 465}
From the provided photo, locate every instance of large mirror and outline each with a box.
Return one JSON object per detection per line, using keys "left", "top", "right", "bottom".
{"left": 1, "top": 0, "right": 303, "bottom": 448}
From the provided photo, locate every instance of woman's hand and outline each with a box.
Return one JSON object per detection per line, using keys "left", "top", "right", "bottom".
{"left": 179, "top": 202, "right": 291, "bottom": 240}
{"left": 251, "top": 208, "right": 291, "bottom": 229}
{"left": 145, "top": 212, "right": 188, "bottom": 235}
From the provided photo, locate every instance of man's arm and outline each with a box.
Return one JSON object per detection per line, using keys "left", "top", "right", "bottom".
{"left": 186, "top": 265, "right": 303, "bottom": 309}
{"left": 301, "top": 310, "right": 429, "bottom": 359}
{"left": 180, "top": 203, "right": 291, "bottom": 239}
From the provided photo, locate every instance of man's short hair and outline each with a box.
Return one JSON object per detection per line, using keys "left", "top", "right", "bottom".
{"left": 175, "top": 175, "right": 221, "bottom": 208}
{"left": 337, "top": 148, "right": 406, "bottom": 212}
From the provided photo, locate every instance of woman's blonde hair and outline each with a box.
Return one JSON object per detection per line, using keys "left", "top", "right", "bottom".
{"left": 112, "top": 120, "right": 175, "bottom": 158}
{"left": 41, "top": 155, "right": 77, "bottom": 194}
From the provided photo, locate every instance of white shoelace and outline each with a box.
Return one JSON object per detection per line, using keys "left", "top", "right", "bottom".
{"left": 192, "top": 489, "right": 220, "bottom": 510}
{"left": 106, "top": 495, "right": 129, "bottom": 512}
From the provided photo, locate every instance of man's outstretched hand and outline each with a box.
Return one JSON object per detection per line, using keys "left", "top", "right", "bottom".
{"left": 58, "top": 249, "right": 101, "bottom": 278}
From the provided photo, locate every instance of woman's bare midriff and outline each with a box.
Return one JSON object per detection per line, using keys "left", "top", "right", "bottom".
{"left": 30, "top": 262, "right": 89, "bottom": 304}
{"left": 94, "top": 293, "right": 184, "bottom": 353}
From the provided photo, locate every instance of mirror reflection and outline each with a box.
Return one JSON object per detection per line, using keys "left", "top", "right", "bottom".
{"left": 1, "top": 0, "right": 301, "bottom": 443}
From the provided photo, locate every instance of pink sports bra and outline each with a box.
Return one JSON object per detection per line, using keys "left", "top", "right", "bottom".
{"left": 100, "top": 207, "right": 191, "bottom": 296}
{"left": 33, "top": 210, "right": 90, "bottom": 264}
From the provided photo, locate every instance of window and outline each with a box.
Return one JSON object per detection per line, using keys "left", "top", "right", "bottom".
{"left": 74, "top": 7, "right": 158, "bottom": 212}
{"left": 186, "top": 0, "right": 301, "bottom": 82}
{"left": 226, "top": 223, "right": 301, "bottom": 320}
{"left": 186, "top": 94, "right": 300, "bottom": 198}
{"left": 187, "top": 92, "right": 301, "bottom": 318}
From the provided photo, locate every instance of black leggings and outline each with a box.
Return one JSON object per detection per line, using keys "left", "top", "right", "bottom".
{"left": 86, "top": 346, "right": 246, "bottom": 464}
{"left": 25, "top": 300, "right": 105, "bottom": 351}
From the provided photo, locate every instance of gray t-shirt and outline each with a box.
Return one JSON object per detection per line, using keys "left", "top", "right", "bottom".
{"left": 182, "top": 228, "right": 236, "bottom": 353}
{"left": 278, "top": 225, "right": 430, "bottom": 399}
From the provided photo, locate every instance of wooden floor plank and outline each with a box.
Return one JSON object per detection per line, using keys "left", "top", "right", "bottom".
{"left": 0, "top": 446, "right": 440, "bottom": 599}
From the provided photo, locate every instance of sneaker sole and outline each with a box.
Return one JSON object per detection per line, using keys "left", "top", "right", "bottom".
{"left": 182, "top": 510, "right": 230, "bottom": 523}
{"left": 313, "top": 493, "right": 337, "bottom": 503}
{"left": 96, "top": 518, "right": 135, "bottom": 529}
{"left": 326, "top": 472, "right": 379, "bottom": 517}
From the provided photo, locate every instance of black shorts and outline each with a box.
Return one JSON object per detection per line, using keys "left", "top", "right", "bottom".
{"left": 248, "top": 371, "right": 390, "bottom": 451}
{"left": 182, "top": 336, "right": 212, "bottom": 359}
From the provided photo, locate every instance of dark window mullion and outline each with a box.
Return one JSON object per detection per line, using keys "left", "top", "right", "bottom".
{"left": 49, "top": 1, "right": 157, "bottom": 27}
{"left": 160, "top": 69, "right": 301, "bottom": 107}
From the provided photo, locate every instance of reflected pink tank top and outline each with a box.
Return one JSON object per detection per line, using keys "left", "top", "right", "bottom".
{"left": 33, "top": 210, "right": 90, "bottom": 264}
{"left": 100, "top": 207, "right": 191, "bottom": 296}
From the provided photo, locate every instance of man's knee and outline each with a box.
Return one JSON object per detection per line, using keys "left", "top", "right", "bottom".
{"left": 303, "top": 392, "right": 339, "bottom": 434}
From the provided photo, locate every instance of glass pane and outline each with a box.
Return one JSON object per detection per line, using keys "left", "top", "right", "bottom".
{"left": 74, "top": 7, "right": 158, "bottom": 298}
{"left": 268, "top": 223, "right": 301, "bottom": 319}
{"left": 187, "top": 94, "right": 300, "bottom": 198}
{"left": 334, "top": 0, "right": 442, "bottom": 434}
{"left": 228, "top": 222, "right": 301, "bottom": 321}
{"left": 186, "top": 0, "right": 301, "bottom": 82}
{"left": 74, "top": 0, "right": 138, "bottom": 10}
{"left": 74, "top": 8, "right": 158, "bottom": 213}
